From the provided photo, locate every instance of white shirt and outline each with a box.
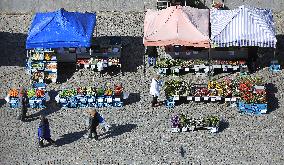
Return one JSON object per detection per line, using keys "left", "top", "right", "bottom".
{"left": 150, "top": 78, "right": 161, "bottom": 97}
{"left": 97, "top": 61, "right": 104, "bottom": 72}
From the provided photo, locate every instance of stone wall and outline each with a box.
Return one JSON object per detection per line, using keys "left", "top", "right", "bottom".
{"left": 0, "top": 0, "right": 284, "bottom": 13}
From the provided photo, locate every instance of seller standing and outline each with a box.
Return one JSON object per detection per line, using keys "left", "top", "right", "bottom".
{"left": 85, "top": 110, "right": 100, "bottom": 140}
{"left": 150, "top": 75, "right": 162, "bottom": 107}
{"left": 97, "top": 60, "right": 104, "bottom": 77}
{"left": 18, "top": 89, "right": 29, "bottom": 121}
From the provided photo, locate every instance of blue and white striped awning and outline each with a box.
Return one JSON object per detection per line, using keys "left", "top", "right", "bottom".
{"left": 210, "top": 5, "right": 277, "bottom": 48}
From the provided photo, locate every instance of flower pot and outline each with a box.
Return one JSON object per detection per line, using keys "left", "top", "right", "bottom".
{"left": 181, "top": 127, "right": 188, "bottom": 132}
{"left": 210, "top": 127, "right": 218, "bottom": 133}
{"left": 171, "top": 127, "right": 180, "bottom": 133}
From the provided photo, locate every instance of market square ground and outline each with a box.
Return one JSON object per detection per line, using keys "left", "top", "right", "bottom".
{"left": 1, "top": 10, "right": 284, "bottom": 164}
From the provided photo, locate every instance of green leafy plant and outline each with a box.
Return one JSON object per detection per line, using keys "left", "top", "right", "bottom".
{"left": 97, "top": 88, "right": 104, "bottom": 96}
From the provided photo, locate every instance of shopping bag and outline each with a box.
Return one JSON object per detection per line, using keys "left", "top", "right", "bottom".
{"left": 45, "top": 92, "right": 50, "bottom": 102}
{"left": 4, "top": 94, "right": 10, "bottom": 103}
{"left": 55, "top": 94, "right": 60, "bottom": 103}
{"left": 123, "top": 92, "right": 130, "bottom": 99}
{"left": 85, "top": 117, "right": 90, "bottom": 126}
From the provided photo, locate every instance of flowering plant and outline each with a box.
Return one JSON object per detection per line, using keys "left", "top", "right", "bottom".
{"left": 171, "top": 114, "right": 180, "bottom": 128}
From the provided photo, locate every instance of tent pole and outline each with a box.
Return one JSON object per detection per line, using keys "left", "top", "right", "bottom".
{"left": 208, "top": 46, "right": 211, "bottom": 80}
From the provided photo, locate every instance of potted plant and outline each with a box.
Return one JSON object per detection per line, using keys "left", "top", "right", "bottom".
{"left": 171, "top": 114, "right": 180, "bottom": 132}
{"left": 180, "top": 114, "right": 188, "bottom": 132}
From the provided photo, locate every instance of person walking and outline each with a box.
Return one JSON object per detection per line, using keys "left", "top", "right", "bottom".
{"left": 150, "top": 75, "right": 162, "bottom": 107}
{"left": 38, "top": 115, "right": 56, "bottom": 148}
{"left": 85, "top": 110, "right": 100, "bottom": 140}
{"left": 97, "top": 60, "right": 104, "bottom": 77}
{"left": 17, "top": 89, "right": 29, "bottom": 121}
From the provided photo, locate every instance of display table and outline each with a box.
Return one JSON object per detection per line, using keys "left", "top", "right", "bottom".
{"left": 57, "top": 85, "right": 125, "bottom": 108}
{"left": 171, "top": 114, "right": 220, "bottom": 133}
{"left": 26, "top": 48, "right": 57, "bottom": 83}
{"left": 156, "top": 58, "right": 247, "bottom": 76}
{"left": 164, "top": 77, "right": 268, "bottom": 114}
{"left": 58, "top": 94, "right": 123, "bottom": 108}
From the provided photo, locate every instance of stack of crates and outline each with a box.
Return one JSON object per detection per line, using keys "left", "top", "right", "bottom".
{"left": 238, "top": 101, "right": 267, "bottom": 114}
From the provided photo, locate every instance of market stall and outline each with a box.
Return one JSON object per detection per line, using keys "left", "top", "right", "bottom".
{"left": 144, "top": 6, "right": 222, "bottom": 75}
{"left": 164, "top": 76, "right": 267, "bottom": 114}
{"left": 26, "top": 8, "right": 96, "bottom": 83}
{"left": 55, "top": 84, "right": 125, "bottom": 108}
{"left": 210, "top": 5, "right": 277, "bottom": 71}
{"left": 77, "top": 37, "right": 122, "bottom": 71}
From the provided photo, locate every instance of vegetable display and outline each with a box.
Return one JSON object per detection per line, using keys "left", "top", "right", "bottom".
{"left": 9, "top": 89, "right": 19, "bottom": 97}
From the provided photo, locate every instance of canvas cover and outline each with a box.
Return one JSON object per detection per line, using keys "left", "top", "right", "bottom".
{"left": 210, "top": 5, "right": 277, "bottom": 48}
{"left": 144, "top": 6, "right": 210, "bottom": 48}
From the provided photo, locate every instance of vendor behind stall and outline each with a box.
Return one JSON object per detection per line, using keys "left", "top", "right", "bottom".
{"left": 146, "top": 46, "right": 158, "bottom": 66}
{"left": 97, "top": 60, "right": 104, "bottom": 77}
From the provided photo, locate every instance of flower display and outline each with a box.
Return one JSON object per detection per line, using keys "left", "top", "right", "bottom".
{"left": 165, "top": 76, "right": 266, "bottom": 104}
{"left": 171, "top": 114, "right": 180, "bottom": 128}
{"left": 164, "top": 80, "right": 190, "bottom": 97}
{"left": 156, "top": 58, "right": 245, "bottom": 69}
{"left": 171, "top": 114, "right": 220, "bottom": 129}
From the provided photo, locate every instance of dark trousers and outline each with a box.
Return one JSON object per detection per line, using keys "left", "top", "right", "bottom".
{"left": 88, "top": 129, "right": 98, "bottom": 140}
{"left": 99, "top": 71, "right": 103, "bottom": 77}
{"left": 152, "top": 96, "right": 158, "bottom": 107}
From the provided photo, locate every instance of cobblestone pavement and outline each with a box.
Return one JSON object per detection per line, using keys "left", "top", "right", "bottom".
{"left": 0, "top": 11, "right": 284, "bottom": 165}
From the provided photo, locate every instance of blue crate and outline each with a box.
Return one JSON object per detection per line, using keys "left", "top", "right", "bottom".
{"left": 77, "top": 96, "right": 88, "bottom": 108}
{"left": 270, "top": 62, "right": 281, "bottom": 72}
{"left": 148, "top": 57, "right": 156, "bottom": 66}
{"left": 59, "top": 98, "right": 69, "bottom": 107}
{"left": 104, "top": 96, "right": 113, "bottom": 107}
{"left": 87, "top": 96, "right": 96, "bottom": 107}
{"left": 113, "top": 101, "right": 123, "bottom": 107}
{"left": 237, "top": 101, "right": 267, "bottom": 114}
{"left": 97, "top": 96, "right": 105, "bottom": 108}
{"left": 9, "top": 98, "right": 19, "bottom": 108}
{"left": 165, "top": 97, "right": 175, "bottom": 108}
{"left": 244, "top": 104, "right": 252, "bottom": 109}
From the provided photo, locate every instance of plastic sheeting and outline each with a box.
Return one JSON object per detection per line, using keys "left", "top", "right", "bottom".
{"left": 26, "top": 8, "right": 96, "bottom": 49}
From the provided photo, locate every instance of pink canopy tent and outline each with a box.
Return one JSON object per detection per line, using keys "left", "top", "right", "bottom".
{"left": 143, "top": 6, "right": 210, "bottom": 48}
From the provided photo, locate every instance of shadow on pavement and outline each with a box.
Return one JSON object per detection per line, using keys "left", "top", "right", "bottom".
{"left": 56, "top": 130, "right": 87, "bottom": 146}
{"left": 99, "top": 123, "right": 137, "bottom": 140}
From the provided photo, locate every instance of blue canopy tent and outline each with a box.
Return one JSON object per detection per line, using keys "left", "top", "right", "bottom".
{"left": 210, "top": 5, "right": 277, "bottom": 48}
{"left": 26, "top": 8, "right": 96, "bottom": 49}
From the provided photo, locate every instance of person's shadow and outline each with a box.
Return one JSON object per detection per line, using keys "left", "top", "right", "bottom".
{"left": 55, "top": 130, "right": 87, "bottom": 146}
{"left": 99, "top": 124, "right": 137, "bottom": 140}
{"left": 124, "top": 93, "right": 141, "bottom": 106}
{"left": 0, "top": 99, "right": 6, "bottom": 108}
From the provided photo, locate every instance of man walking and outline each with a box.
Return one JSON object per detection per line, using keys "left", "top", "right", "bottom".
{"left": 17, "top": 89, "right": 29, "bottom": 121}
{"left": 85, "top": 110, "right": 100, "bottom": 140}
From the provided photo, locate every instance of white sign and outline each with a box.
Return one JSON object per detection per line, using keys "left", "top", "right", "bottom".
{"left": 195, "top": 97, "right": 200, "bottom": 101}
